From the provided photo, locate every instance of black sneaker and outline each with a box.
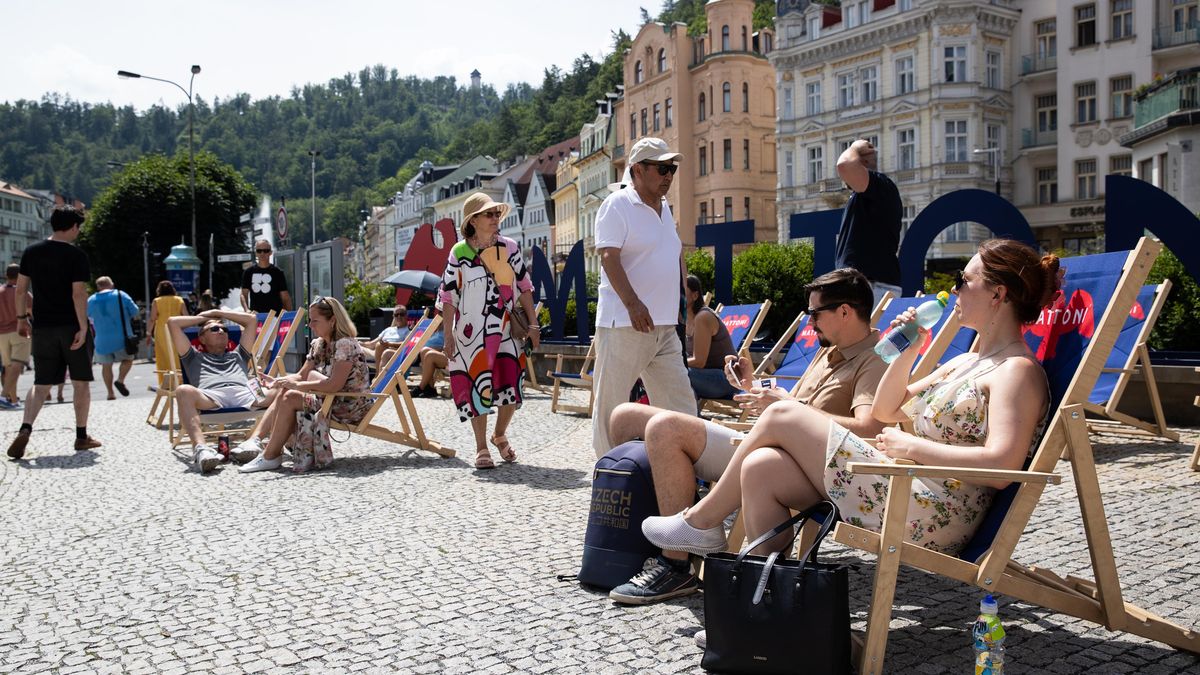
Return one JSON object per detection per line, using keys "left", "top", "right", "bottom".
{"left": 609, "top": 557, "right": 698, "bottom": 605}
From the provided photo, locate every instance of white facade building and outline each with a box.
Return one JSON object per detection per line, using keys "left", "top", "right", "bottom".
{"left": 0, "top": 183, "right": 50, "bottom": 266}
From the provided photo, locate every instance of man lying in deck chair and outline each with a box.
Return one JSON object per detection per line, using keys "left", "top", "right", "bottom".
{"left": 603, "top": 268, "right": 887, "bottom": 605}
{"left": 167, "top": 309, "right": 261, "bottom": 474}
{"left": 642, "top": 240, "right": 1060, "bottom": 640}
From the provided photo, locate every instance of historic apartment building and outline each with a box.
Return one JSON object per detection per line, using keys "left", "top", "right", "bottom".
{"left": 0, "top": 182, "right": 47, "bottom": 266}
{"left": 574, "top": 95, "right": 620, "bottom": 275}
{"left": 774, "top": 0, "right": 1199, "bottom": 261}
{"left": 773, "top": 0, "right": 1019, "bottom": 261}
{"left": 613, "top": 0, "right": 779, "bottom": 248}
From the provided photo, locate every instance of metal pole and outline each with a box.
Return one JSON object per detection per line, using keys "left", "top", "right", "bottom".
{"left": 994, "top": 149, "right": 1001, "bottom": 196}
{"left": 142, "top": 232, "right": 151, "bottom": 344}
{"left": 208, "top": 232, "right": 214, "bottom": 293}
{"left": 309, "top": 150, "right": 320, "bottom": 244}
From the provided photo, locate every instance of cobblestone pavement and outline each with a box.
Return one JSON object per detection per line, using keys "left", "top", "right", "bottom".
{"left": 1, "top": 362, "right": 1199, "bottom": 674}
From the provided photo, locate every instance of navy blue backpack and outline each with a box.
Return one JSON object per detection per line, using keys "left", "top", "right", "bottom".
{"left": 578, "top": 441, "right": 659, "bottom": 590}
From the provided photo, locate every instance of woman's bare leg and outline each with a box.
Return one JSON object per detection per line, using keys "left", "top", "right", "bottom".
{"left": 740, "top": 447, "right": 824, "bottom": 554}
{"left": 262, "top": 390, "right": 305, "bottom": 460}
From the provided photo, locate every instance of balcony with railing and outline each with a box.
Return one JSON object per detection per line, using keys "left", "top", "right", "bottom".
{"left": 1134, "top": 68, "right": 1200, "bottom": 128}
{"left": 1153, "top": 24, "right": 1200, "bottom": 50}
{"left": 1020, "top": 52, "right": 1057, "bottom": 76}
{"left": 1021, "top": 128, "right": 1058, "bottom": 149}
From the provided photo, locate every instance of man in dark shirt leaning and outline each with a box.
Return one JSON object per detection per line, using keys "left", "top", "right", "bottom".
{"left": 7, "top": 206, "right": 101, "bottom": 460}
{"left": 240, "top": 239, "right": 293, "bottom": 314}
{"left": 835, "top": 139, "right": 904, "bottom": 306}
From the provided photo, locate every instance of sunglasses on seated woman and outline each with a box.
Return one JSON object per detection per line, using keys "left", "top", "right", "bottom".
{"left": 953, "top": 270, "right": 965, "bottom": 291}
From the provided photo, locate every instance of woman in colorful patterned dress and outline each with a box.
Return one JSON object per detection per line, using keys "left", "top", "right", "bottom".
{"left": 237, "top": 296, "right": 372, "bottom": 473}
{"left": 644, "top": 239, "right": 1062, "bottom": 556}
{"left": 438, "top": 192, "right": 540, "bottom": 469}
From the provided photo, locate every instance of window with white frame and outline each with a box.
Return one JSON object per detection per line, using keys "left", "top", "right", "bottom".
{"left": 653, "top": 103, "right": 661, "bottom": 132}
{"left": 784, "top": 150, "right": 794, "bottom": 186}
{"left": 722, "top": 82, "right": 732, "bottom": 113}
{"left": 722, "top": 25, "right": 730, "bottom": 51}
{"left": 698, "top": 92, "right": 707, "bottom": 121}
{"left": 1037, "top": 167, "right": 1058, "bottom": 204}
{"left": 808, "top": 16, "right": 820, "bottom": 40}
{"left": 945, "top": 120, "right": 968, "bottom": 162}
{"left": 897, "top": 128, "right": 916, "bottom": 170}
{"left": 1076, "top": 159, "right": 1097, "bottom": 199}
{"left": 901, "top": 204, "right": 916, "bottom": 237}
{"left": 724, "top": 197, "right": 733, "bottom": 223}
{"left": 723, "top": 139, "right": 733, "bottom": 170}
{"left": 782, "top": 86, "right": 793, "bottom": 118}
{"left": 899, "top": 0, "right": 912, "bottom": 9}
{"left": 808, "top": 146, "right": 823, "bottom": 183}
{"left": 658, "top": 49, "right": 667, "bottom": 74}
{"left": 1036, "top": 93, "right": 1058, "bottom": 131}
{"left": 699, "top": 202, "right": 708, "bottom": 224}
{"left": 944, "top": 45, "right": 967, "bottom": 83}
{"left": 1110, "top": 154, "right": 1132, "bottom": 177}
{"left": 1036, "top": 18, "right": 1057, "bottom": 58}
{"left": 805, "top": 81, "right": 821, "bottom": 115}
{"left": 699, "top": 145, "right": 708, "bottom": 176}
{"left": 1110, "top": 75, "right": 1133, "bottom": 118}
{"left": 986, "top": 123, "right": 1001, "bottom": 151}
{"left": 985, "top": 51, "right": 1002, "bottom": 88}
{"left": 635, "top": 61, "right": 644, "bottom": 84}
{"left": 895, "top": 56, "right": 914, "bottom": 94}
{"left": 845, "top": 2, "right": 860, "bottom": 28}
{"left": 1076, "top": 4, "right": 1097, "bottom": 47}
{"left": 838, "top": 72, "right": 855, "bottom": 107}
{"left": 666, "top": 98, "right": 673, "bottom": 127}
{"left": 641, "top": 108, "right": 648, "bottom": 135}
{"left": 860, "top": 65, "right": 878, "bottom": 102}
{"left": 1076, "top": 81, "right": 1097, "bottom": 123}
{"left": 1111, "top": 0, "right": 1133, "bottom": 40}
{"left": 1174, "top": 0, "right": 1199, "bottom": 32}
{"left": 944, "top": 222, "right": 972, "bottom": 242}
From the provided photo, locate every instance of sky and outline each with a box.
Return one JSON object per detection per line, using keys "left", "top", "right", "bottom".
{"left": 5, "top": 0, "right": 653, "bottom": 110}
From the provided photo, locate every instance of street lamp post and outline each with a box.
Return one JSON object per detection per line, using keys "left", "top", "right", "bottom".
{"left": 308, "top": 150, "right": 321, "bottom": 244}
{"left": 973, "top": 147, "right": 1001, "bottom": 195}
{"left": 142, "top": 232, "right": 151, "bottom": 338}
{"left": 118, "top": 65, "right": 202, "bottom": 246}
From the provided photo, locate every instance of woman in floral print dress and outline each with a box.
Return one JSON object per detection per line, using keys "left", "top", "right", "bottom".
{"left": 643, "top": 239, "right": 1062, "bottom": 557}
{"left": 237, "top": 296, "right": 372, "bottom": 474}
{"left": 439, "top": 192, "right": 541, "bottom": 470}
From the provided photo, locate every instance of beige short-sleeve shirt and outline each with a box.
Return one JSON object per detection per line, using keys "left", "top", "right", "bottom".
{"left": 792, "top": 330, "right": 886, "bottom": 418}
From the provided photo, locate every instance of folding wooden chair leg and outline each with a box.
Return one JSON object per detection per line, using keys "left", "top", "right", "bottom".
{"left": 859, "top": 470, "right": 914, "bottom": 675}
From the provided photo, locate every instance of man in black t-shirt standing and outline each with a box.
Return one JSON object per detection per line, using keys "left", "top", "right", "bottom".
{"left": 835, "top": 139, "right": 903, "bottom": 306}
{"left": 7, "top": 205, "right": 101, "bottom": 460}
{"left": 240, "top": 239, "right": 292, "bottom": 314}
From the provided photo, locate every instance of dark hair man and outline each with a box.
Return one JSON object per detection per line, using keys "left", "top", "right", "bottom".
{"left": 8, "top": 206, "right": 100, "bottom": 459}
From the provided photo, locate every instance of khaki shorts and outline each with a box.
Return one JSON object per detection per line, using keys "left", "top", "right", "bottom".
{"left": 692, "top": 420, "right": 744, "bottom": 483}
{"left": 0, "top": 331, "right": 32, "bottom": 367}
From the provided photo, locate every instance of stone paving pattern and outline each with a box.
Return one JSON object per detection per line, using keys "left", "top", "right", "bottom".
{"left": 1, "top": 362, "right": 1199, "bottom": 674}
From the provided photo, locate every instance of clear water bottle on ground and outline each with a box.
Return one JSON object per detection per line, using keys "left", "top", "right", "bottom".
{"left": 972, "top": 593, "right": 1006, "bottom": 675}
{"left": 874, "top": 291, "right": 950, "bottom": 364}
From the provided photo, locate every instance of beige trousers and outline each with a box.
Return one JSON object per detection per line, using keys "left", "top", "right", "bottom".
{"left": 590, "top": 325, "right": 697, "bottom": 458}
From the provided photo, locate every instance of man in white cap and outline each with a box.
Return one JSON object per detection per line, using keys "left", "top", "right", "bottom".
{"left": 590, "top": 137, "right": 697, "bottom": 458}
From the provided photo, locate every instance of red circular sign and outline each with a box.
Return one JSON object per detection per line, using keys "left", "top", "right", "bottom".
{"left": 276, "top": 206, "right": 288, "bottom": 239}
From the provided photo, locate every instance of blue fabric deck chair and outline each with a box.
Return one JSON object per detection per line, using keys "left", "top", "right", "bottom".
{"left": 316, "top": 314, "right": 454, "bottom": 458}
{"left": 546, "top": 341, "right": 596, "bottom": 417}
{"left": 1084, "top": 282, "right": 1178, "bottom": 441}
{"left": 714, "top": 301, "right": 771, "bottom": 358}
{"left": 166, "top": 323, "right": 263, "bottom": 448}
{"left": 871, "top": 292, "right": 964, "bottom": 380}
{"left": 830, "top": 238, "right": 1199, "bottom": 670}
{"left": 265, "top": 309, "right": 306, "bottom": 378}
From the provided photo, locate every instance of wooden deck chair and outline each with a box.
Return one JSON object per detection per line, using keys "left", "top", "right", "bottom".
{"left": 1084, "top": 282, "right": 1178, "bottom": 441}
{"left": 265, "top": 309, "right": 306, "bottom": 378}
{"left": 715, "top": 301, "right": 771, "bottom": 358}
{"left": 317, "top": 314, "right": 454, "bottom": 458}
{"left": 165, "top": 324, "right": 264, "bottom": 448}
{"left": 1191, "top": 370, "right": 1200, "bottom": 471}
{"left": 830, "top": 238, "right": 1200, "bottom": 672}
{"left": 546, "top": 341, "right": 597, "bottom": 416}
{"left": 252, "top": 311, "right": 280, "bottom": 369}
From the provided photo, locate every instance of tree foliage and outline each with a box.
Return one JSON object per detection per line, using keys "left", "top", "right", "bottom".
{"left": 685, "top": 248, "right": 715, "bottom": 296}
{"left": 343, "top": 272, "right": 399, "bottom": 335}
{"left": 1148, "top": 246, "right": 1200, "bottom": 351}
{"left": 731, "top": 242, "right": 814, "bottom": 341}
{"left": 79, "top": 152, "right": 257, "bottom": 303}
{"left": 655, "top": 0, "right": 776, "bottom": 36}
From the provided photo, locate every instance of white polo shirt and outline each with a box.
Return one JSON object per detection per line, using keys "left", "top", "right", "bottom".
{"left": 594, "top": 185, "right": 682, "bottom": 328}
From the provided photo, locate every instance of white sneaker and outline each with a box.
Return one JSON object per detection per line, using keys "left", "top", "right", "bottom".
{"left": 694, "top": 629, "right": 707, "bottom": 650}
{"left": 193, "top": 445, "right": 221, "bottom": 474}
{"left": 238, "top": 453, "right": 283, "bottom": 473}
{"left": 642, "top": 510, "right": 728, "bottom": 555}
{"left": 231, "top": 437, "right": 263, "bottom": 464}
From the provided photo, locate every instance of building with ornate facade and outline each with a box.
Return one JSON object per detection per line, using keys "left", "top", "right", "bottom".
{"left": 551, "top": 153, "right": 579, "bottom": 265}
{"left": 773, "top": 0, "right": 1019, "bottom": 261}
{"left": 576, "top": 96, "right": 620, "bottom": 274}
{"left": 0, "top": 182, "right": 47, "bottom": 266}
{"left": 613, "top": 0, "right": 778, "bottom": 249}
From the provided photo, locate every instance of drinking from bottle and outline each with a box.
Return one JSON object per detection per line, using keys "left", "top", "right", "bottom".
{"left": 873, "top": 291, "right": 950, "bottom": 364}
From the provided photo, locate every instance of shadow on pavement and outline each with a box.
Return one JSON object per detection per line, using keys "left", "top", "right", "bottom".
{"left": 11, "top": 450, "right": 99, "bottom": 470}
{"left": 469, "top": 462, "right": 589, "bottom": 490}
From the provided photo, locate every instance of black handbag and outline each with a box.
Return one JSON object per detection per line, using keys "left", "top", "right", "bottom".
{"left": 701, "top": 501, "right": 850, "bottom": 675}
{"left": 115, "top": 288, "right": 138, "bottom": 355}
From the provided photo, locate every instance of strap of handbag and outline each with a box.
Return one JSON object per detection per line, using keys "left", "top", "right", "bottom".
{"left": 734, "top": 501, "right": 839, "bottom": 605}
{"left": 114, "top": 288, "right": 131, "bottom": 340}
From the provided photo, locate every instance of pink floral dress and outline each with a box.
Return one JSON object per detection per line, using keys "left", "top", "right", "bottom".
{"left": 292, "top": 337, "right": 372, "bottom": 473}
{"left": 822, "top": 353, "right": 1048, "bottom": 555}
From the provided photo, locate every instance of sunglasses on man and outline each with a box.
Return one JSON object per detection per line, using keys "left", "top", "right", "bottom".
{"left": 206, "top": 325, "right": 228, "bottom": 334}
{"left": 639, "top": 161, "right": 678, "bottom": 176}
{"left": 802, "top": 301, "right": 847, "bottom": 317}
{"left": 255, "top": 248, "right": 272, "bottom": 254}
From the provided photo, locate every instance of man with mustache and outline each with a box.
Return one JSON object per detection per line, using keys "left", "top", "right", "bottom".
{"left": 604, "top": 268, "right": 887, "bottom": 605}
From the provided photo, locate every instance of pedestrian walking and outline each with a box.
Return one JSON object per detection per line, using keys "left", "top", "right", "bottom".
{"left": 590, "top": 137, "right": 696, "bottom": 458}
{"left": 0, "top": 264, "right": 32, "bottom": 407}
{"left": 86, "top": 276, "right": 138, "bottom": 400}
{"left": 6, "top": 205, "right": 101, "bottom": 459}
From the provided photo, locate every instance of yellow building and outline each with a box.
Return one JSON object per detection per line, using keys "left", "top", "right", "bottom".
{"left": 551, "top": 152, "right": 579, "bottom": 265}
{"left": 613, "top": 0, "right": 779, "bottom": 248}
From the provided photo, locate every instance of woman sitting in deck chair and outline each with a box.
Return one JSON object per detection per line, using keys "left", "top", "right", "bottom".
{"left": 644, "top": 239, "right": 1062, "bottom": 557}
{"left": 237, "top": 296, "right": 372, "bottom": 474}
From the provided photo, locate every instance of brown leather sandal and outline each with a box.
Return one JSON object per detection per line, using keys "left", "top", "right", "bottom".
{"left": 491, "top": 434, "right": 516, "bottom": 463}
{"left": 474, "top": 446, "right": 495, "bottom": 470}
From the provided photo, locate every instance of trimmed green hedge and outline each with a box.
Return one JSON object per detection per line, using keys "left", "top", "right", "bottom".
{"left": 1148, "top": 246, "right": 1200, "bottom": 351}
